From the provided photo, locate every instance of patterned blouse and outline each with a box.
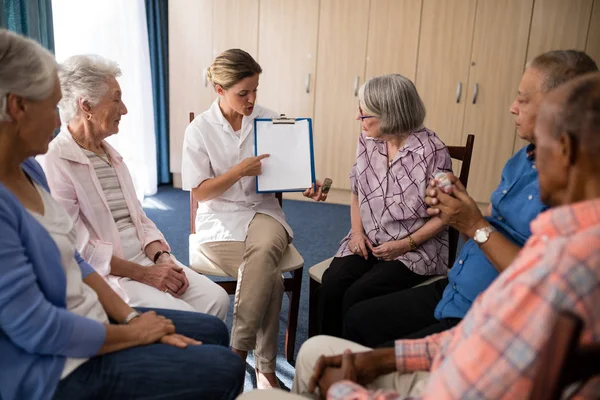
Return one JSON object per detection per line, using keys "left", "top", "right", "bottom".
{"left": 335, "top": 128, "right": 452, "bottom": 276}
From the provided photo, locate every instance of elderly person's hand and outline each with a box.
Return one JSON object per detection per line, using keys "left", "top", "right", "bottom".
{"left": 303, "top": 180, "right": 328, "bottom": 202}
{"left": 425, "top": 173, "right": 488, "bottom": 238}
{"left": 316, "top": 350, "right": 358, "bottom": 400}
{"left": 309, "top": 350, "right": 383, "bottom": 395}
{"left": 370, "top": 240, "right": 410, "bottom": 261}
{"left": 138, "top": 261, "right": 189, "bottom": 297}
{"left": 128, "top": 311, "right": 201, "bottom": 348}
{"left": 348, "top": 231, "right": 371, "bottom": 260}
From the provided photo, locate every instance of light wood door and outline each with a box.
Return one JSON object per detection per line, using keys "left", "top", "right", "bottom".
{"left": 365, "top": 0, "right": 423, "bottom": 81}
{"left": 213, "top": 0, "right": 259, "bottom": 59}
{"left": 462, "top": 0, "right": 535, "bottom": 202}
{"left": 257, "top": 0, "right": 319, "bottom": 118}
{"left": 585, "top": 0, "right": 600, "bottom": 70}
{"left": 415, "top": 0, "right": 477, "bottom": 149}
{"left": 168, "top": 0, "right": 214, "bottom": 174}
{"left": 313, "top": 0, "right": 370, "bottom": 190}
{"left": 513, "top": 0, "right": 595, "bottom": 153}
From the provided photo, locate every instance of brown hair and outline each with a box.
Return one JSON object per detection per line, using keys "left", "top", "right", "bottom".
{"left": 206, "top": 49, "right": 262, "bottom": 90}
{"left": 529, "top": 50, "right": 598, "bottom": 92}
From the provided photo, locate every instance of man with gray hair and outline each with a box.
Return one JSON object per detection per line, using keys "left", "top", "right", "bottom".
{"left": 239, "top": 71, "right": 600, "bottom": 400}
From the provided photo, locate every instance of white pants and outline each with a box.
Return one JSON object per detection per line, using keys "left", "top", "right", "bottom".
{"left": 290, "top": 336, "right": 430, "bottom": 399}
{"left": 119, "top": 257, "right": 230, "bottom": 321}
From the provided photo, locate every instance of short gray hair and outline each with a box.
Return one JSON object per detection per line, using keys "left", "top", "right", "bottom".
{"left": 58, "top": 54, "right": 122, "bottom": 122}
{"left": 359, "top": 74, "right": 426, "bottom": 136}
{"left": 0, "top": 29, "right": 58, "bottom": 121}
{"left": 528, "top": 50, "right": 598, "bottom": 92}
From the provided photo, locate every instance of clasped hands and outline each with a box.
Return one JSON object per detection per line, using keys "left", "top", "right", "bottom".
{"left": 140, "top": 253, "right": 189, "bottom": 297}
{"left": 308, "top": 349, "right": 382, "bottom": 400}
{"left": 425, "top": 172, "right": 489, "bottom": 238}
{"left": 348, "top": 231, "right": 409, "bottom": 261}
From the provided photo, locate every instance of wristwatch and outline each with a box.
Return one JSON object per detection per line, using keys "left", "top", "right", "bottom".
{"left": 473, "top": 225, "right": 497, "bottom": 245}
{"left": 121, "top": 310, "right": 141, "bottom": 324}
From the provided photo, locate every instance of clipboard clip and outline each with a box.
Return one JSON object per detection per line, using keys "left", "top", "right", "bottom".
{"left": 272, "top": 114, "right": 296, "bottom": 124}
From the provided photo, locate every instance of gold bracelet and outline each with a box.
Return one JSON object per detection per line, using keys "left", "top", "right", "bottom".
{"left": 408, "top": 235, "right": 418, "bottom": 251}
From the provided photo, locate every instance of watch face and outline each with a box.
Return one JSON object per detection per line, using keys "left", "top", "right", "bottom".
{"left": 474, "top": 230, "right": 487, "bottom": 243}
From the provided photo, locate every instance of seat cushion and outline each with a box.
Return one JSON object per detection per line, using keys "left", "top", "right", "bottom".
{"left": 308, "top": 257, "right": 334, "bottom": 284}
{"left": 188, "top": 234, "right": 304, "bottom": 276}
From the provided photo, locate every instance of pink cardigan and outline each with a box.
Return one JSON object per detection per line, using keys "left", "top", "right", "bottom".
{"left": 39, "top": 129, "right": 169, "bottom": 301}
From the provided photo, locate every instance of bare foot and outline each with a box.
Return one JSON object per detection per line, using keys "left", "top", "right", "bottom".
{"left": 256, "top": 369, "right": 280, "bottom": 390}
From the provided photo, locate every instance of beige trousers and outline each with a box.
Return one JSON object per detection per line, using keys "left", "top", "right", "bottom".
{"left": 199, "top": 213, "right": 288, "bottom": 373}
{"left": 290, "top": 335, "right": 430, "bottom": 399}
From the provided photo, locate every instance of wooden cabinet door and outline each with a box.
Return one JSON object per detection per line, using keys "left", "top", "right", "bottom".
{"left": 313, "top": 0, "right": 370, "bottom": 190}
{"left": 415, "top": 0, "right": 477, "bottom": 149}
{"left": 365, "top": 0, "right": 423, "bottom": 81}
{"left": 513, "top": 0, "right": 595, "bottom": 153}
{"left": 213, "top": 0, "right": 260, "bottom": 58}
{"left": 462, "top": 0, "right": 534, "bottom": 202}
{"left": 168, "top": 0, "right": 214, "bottom": 174}
{"left": 586, "top": 0, "right": 600, "bottom": 63}
{"left": 257, "top": 0, "right": 319, "bottom": 119}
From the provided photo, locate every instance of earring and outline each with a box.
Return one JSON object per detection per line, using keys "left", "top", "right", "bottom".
{"left": 86, "top": 114, "right": 92, "bottom": 121}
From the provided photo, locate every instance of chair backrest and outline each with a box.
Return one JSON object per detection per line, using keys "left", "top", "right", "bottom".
{"left": 446, "top": 134, "right": 475, "bottom": 266}
{"left": 188, "top": 112, "right": 282, "bottom": 234}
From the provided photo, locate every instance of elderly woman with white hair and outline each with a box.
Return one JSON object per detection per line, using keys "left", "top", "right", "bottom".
{"left": 39, "top": 55, "right": 230, "bottom": 318}
{"left": 0, "top": 29, "right": 243, "bottom": 400}
{"left": 316, "top": 74, "right": 452, "bottom": 337}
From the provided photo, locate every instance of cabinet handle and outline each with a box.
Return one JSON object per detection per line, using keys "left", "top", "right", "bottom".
{"left": 456, "top": 82, "right": 462, "bottom": 103}
{"left": 306, "top": 73, "right": 311, "bottom": 94}
{"left": 354, "top": 76, "right": 360, "bottom": 97}
{"left": 472, "top": 83, "right": 479, "bottom": 104}
{"left": 203, "top": 69, "right": 208, "bottom": 88}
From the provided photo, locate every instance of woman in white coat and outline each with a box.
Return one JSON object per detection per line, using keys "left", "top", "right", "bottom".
{"left": 182, "top": 49, "right": 326, "bottom": 388}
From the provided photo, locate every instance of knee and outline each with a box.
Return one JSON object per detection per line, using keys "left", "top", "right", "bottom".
{"left": 341, "top": 283, "right": 366, "bottom": 313}
{"left": 214, "top": 286, "right": 231, "bottom": 315}
{"left": 200, "top": 347, "right": 245, "bottom": 398}
{"left": 201, "top": 314, "right": 231, "bottom": 347}
{"left": 296, "top": 335, "right": 332, "bottom": 369}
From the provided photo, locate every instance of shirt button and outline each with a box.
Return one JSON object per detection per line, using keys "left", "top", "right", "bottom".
{"left": 453, "top": 284, "right": 457, "bottom": 289}
{"left": 497, "top": 216, "right": 503, "bottom": 221}
{"left": 502, "top": 190, "right": 507, "bottom": 194}
{"left": 458, "top": 259, "right": 464, "bottom": 265}
{"left": 532, "top": 164, "right": 537, "bottom": 169}
{"left": 528, "top": 195, "right": 533, "bottom": 200}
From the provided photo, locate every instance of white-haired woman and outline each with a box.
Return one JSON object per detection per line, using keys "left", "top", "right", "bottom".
{"left": 0, "top": 29, "right": 243, "bottom": 400}
{"left": 317, "top": 74, "right": 452, "bottom": 337}
{"left": 39, "top": 54, "right": 230, "bottom": 319}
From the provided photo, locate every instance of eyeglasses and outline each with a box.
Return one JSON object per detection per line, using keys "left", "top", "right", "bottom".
{"left": 358, "top": 105, "right": 376, "bottom": 120}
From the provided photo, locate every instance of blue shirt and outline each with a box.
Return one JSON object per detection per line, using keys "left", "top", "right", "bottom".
{"left": 0, "top": 158, "right": 106, "bottom": 400}
{"left": 434, "top": 145, "right": 547, "bottom": 320}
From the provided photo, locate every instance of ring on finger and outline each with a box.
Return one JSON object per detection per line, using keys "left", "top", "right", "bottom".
{"left": 163, "top": 288, "right": 169, "bottom": 293}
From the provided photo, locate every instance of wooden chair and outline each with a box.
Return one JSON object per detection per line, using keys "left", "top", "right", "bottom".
{"left": 531, "top": 312, "right": 600, "bottom": 400}
{"left": 307, "top": 134, "right": 475, "bottom": 337}
{"left": 187, "top": 112, "right": 304, "bottom": 363}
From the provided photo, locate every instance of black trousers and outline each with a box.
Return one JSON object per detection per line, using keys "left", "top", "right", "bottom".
{"left": 342, "top": 278, "right": 461, "bottom": 348}
{"left": 316, "top": 254, "right": 429, "bottom": 338}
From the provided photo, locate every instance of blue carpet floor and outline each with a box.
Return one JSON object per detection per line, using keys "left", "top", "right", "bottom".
{"left": 143, "top": 185, "right": 350, "bottom": 391}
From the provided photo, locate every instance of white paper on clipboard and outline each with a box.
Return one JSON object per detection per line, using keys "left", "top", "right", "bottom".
{"left": 255, "top": 118, "right": 314, "bottom": 192}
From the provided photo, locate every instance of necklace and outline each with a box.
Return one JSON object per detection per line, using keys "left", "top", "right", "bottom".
{"left": 72, "top": 136, "right": 112, "bottom": 167}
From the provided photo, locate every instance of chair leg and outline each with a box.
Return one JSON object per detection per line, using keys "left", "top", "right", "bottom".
{"left": 308, "top": 277, "right": 320, "bottom": 338}
{"left": 285, "top": 267, "right": 303, "bottom": 363}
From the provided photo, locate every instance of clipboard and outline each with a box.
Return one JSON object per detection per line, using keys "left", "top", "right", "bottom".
{"left": 254, "top": 114, "right": 316, "bottom": 193}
